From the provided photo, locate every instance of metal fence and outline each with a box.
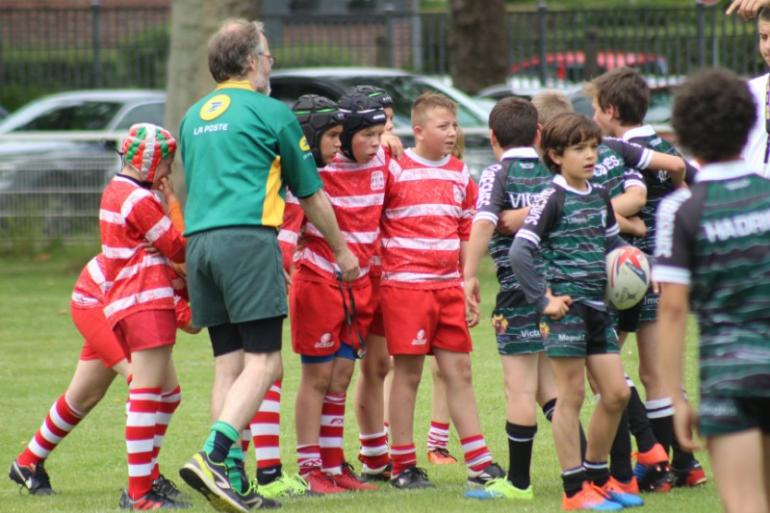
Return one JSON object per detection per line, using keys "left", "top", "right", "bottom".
{"left": 0, "top": 3, "right": 765, "bottom": 244}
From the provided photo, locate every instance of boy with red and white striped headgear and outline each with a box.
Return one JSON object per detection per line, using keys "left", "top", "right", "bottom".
{"left": 100, "top": 123, "right": 187, "bottom": 509}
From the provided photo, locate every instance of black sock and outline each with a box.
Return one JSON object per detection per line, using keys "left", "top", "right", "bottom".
{"left": 506, "top": 422, "right": 537, "bottom": 490}
{"left": 671, "top": 435, "right": 696, "bottom": 470}
{"left": 585, "top": 460, "right": 610, "bottom": 487}
{"left": 210, "top": 430, "right": 235, "bottom": 463}
{"left": 562, "top": 466, "right": 586, "bottom": 497}
{"left": 646, "top": 399, "right": 674, "bottom": 455}
{"left": 610, "top": 409, "right": 634, "bottom": 482}
{"left": 257, "top": 463, "right": 283, "bottom": 485}
{"left": 544, "top": 398, "right": 587, "bottom": 460}
{"left": 627, "top": 386, "right": 657, "bottom": 453}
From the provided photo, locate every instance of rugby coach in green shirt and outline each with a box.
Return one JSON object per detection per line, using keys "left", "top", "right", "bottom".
{"left": 178, "top": 18, "right": 358, "bottom": 512}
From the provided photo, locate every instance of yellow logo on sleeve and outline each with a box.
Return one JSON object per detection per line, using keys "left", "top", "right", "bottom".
{"left": 200, "top": 94, "right": 231, "bottom": 121}
{"left": 299, "top": 136, "right": 311, "bottom": 152}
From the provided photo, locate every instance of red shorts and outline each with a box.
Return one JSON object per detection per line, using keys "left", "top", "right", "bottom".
{"left": 72, "top": 305, "right": 129, "bottom": 368}
{"left": 290, "top": 274, "right": 374, "bottom": 357}
{"left": 368, "top": 274, "right": 385, "bottom": 338}
{"left": 380, "top": 285, "right": 472, "bottom": 355}
{"left": 114, "top": 309, "right": 176, "bottom": 355}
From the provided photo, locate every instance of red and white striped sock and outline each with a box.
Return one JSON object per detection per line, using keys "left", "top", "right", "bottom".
{"left": 127, "top": 387, "right": 161, "bottom": 500}
{"left": 240, "top": 429, "right": 250, "bottom": 454}
{"left": 17, "top": 394, "right": 84, "bottom": 467}
{"left": 358, "top": 430, "right": 389, "bottom": 473}
{"left": 461, "top": 434, "right": 493, "bottom": 476}
{"left": 427, "top": 421, "right": 450, "bottom": 451}
{"left": 251, "top": 380, "right": 282, "bottom": 471}
{"left": 320, "top": 392, "right": 346, "bottom": 475}
{"left": 297, "top": 444, "right": 321, "bottom": 477}
{"left": 150, "top": 386, "right": 181, "bottom": 481}
{"left": 390, "top": 443, "right": 417, "bottom": 476}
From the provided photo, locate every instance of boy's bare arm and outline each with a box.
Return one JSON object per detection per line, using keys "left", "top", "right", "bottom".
{"left": 496, "top": 207, "right": 530, "bottom": 236}
{"left": 615, "top": 213, "right": 646, "bottom": 238}
{"left": 610, "top": 185, "right": 646, "bottom": 218}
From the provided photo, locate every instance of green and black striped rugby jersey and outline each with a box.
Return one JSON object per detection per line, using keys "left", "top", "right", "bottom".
{"left": 474, "top": 147, "right": 552, "bottom": 292}
{"left": 654, "top": 161, "right": 770, "bottom": 398}
{"left": 516, "top": 175, "right": 620, "bottom": 309}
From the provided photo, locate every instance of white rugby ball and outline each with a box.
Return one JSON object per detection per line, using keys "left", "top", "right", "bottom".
{"left": 606, "top": 246, "right": 650, "bottom": 310}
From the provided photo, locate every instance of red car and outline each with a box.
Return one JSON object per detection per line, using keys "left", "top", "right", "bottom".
{"left": 510, "top": 51, "right": 669, "bottom": 81}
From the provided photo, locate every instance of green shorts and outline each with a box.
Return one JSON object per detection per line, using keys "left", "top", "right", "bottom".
{"left": 186, "top": 226, "right": 287, "bottom": 327}
{"left": 491, "top": 290, "right": 544, "bottom": 355}
{"left": 542, "top": 302, "right": 619, "bottom": 358}
{"left": 699, "top": 394, "right": 770, "bottom": 437}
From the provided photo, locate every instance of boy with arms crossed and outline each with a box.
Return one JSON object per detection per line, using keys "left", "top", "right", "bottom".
{"left": 589, "top": 68, "right": 704, "bottom": 488}
{"left": 510, "top": 113, "right": 640, "bottom": 511}
{"left": 656, "top": 68, "right": 770, "bottom": 513}
{"left": 381, "top": 92, "right": 504, "bottom": 490}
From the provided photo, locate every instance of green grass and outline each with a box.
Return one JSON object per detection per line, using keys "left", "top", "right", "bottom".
{"left": 0, "top": 252, "right": 720, "bottom": 512}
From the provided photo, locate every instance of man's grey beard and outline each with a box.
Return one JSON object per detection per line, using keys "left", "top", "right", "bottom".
{"left": 257, "top": 79, "right": 271, "bottom": 96}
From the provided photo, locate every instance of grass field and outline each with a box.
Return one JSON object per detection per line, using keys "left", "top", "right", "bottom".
{"left": 0, "top": 248, "right": 721, "bottom": 512}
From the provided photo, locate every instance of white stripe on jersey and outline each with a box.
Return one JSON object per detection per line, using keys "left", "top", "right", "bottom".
{"left": 516, "top": 229, "right": 541, "bottom": 246}
{"left": 120, "top": 188, "right": 154, "bottom": 221}
{"left": 382, "top": 270, "right": 460, "bottom": 282}
{"left": 277, "top": 230, "right": 298, "bottom": 244}
{"left": 327, "top": 193, "right": 385, "bottom": 208}
{"left": 385, "top": 204, "right": 462, "bottom": 219}
{"left": 381, "top": 237, "right": 460, "bottom": 251}
{"left": 306, "top": 223, "right": 379, "bottom": 244}
{"left": 99, "top": 209, "right": 123, "bottom": 225}
{"left": 297, "top": 247, "right": 370, "bottom": 279}
{"left": 145, "top": 216, "right": 171, "bottom": 243}
{"left": 114, "top": 255, "right": 168, "bottom": 282}
{"left": 101, "top": 245, "right": 139, "bottom": 259}
{"left": 473, "top": 211, "right": 499, "bottom": 225}
{"left": 104, "top": 287, "right": 175, "bottom": 318}
{"left": 396, "top": 167, "right": 467, "bottom": 184}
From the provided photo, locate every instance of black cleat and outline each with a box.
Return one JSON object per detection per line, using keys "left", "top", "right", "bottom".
{"left": 239, "top": 481, "right": 282, "bottom": 510}
{"left": 179, "top": 451, "right": 248, "bottom": 513}
{"left": 9, "top": 460, "right": 53, "bottom": 495}
{"left": 467, "top": 462, "right": 506, "bottom": 486}
{"left": 153, "top": 473, "right": 190, "bottom": 503}
{"left": 389, "top": 467, "right": 434, "bottom": 490}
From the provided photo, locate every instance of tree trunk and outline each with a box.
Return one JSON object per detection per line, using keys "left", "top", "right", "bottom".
{"left": 164, "top": 0, "right": 262, "bottom": 202}
{"left": 447, "top": 0, "right": 508, "bottom": 95}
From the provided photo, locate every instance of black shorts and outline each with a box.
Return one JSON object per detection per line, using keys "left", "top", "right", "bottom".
{"left": 208, "top": 316, "right": 283, "bottom": 356}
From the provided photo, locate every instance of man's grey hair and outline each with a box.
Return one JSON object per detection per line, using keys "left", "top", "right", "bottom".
{"left": 207, "top": 19, "right": 265, "bottom": 83}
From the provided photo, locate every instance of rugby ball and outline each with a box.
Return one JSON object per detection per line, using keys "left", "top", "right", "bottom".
{"left": 606, "top": 246, "right": 650, "bottom": 310}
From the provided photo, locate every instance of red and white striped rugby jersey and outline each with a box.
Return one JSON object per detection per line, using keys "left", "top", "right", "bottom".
{"left": 99, "top": 175, "right": 185, "bottom": 324}
{"left": 380, "top": 149, "right": 477, "bottom": 289}
{"left": 278, "top": 146, "right": 391, "bottom": 284}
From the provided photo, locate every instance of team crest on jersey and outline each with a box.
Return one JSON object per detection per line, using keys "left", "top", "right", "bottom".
{"left": 539, "top": 321, "right": 550, "bottom": 340}
{"left": 299, "top": 136, "right": 311, "bottom": 152}
{"left": 491, "top": 314, "right": 508, "bottom": 335}
{"left": 314, "top": 332, "right": 334, "bottom": 349}
{"left": 371, "top": 170, "right": 384, "bottom": 191}
{"left": 411, "top": 328, "right": 427, "bottom": 346}
{"left": 199, "top": 94, "right": 231, "bottom": 121}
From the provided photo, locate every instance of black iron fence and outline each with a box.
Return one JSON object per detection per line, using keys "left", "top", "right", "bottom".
{"left": 0, "top": 3, "right": 764, "bottom": 110}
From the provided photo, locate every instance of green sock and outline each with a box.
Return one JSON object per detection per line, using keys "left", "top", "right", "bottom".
{"left": 203, "top": 420, "right": 240, "bottom": 463}
{"left": 225, "top": 445, "right": 246, "bottom": 494}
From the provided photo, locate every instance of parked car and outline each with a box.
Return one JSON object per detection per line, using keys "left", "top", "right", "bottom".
{"left": 510, "top": 51, "right": 669, "bottom": 82}
{"left": 0, "top": 90, "right": 165, "bottom": 237}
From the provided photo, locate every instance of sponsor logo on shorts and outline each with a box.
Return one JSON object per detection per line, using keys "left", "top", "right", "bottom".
{"left": 491, "top": 314, "right": 508, "bottom": 335}
{"left": 371, "top": 170, "right": 385, "bottom": 191}
{"left": 519, "top": 329, "right": 541, "bottom": 339}
{"left": 199, "top": 94, "right": 231, "bottom": 121}
{"left": 411, "top": 328, "right": 427, "bottom": 346}
{"left": 314, "top": 332, "right": 334, "bottom": 349}
{"left": 557, "top": 333, "right": 583, "bottom": 343}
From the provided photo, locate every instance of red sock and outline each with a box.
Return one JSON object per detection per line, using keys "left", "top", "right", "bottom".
{"left": 427, "top": 421, "right": 450, "bottom": 451}
{"left": 297, "top": 444, "right": 321, "bottom": 476}
{"left": 358, "top": 430, "right": 389, "bottom": 473}
{"left": 17, "top": 394, "right": 83, "bottom": 467}
{"left": 251, "top": 380, "right": 281, "bottom": 470}
{"left": 127, "top": 387, "right": 161, "bottom": 500}
{"left": 150, "top": 386, "right": 181, "bottom": 481}
{"left": 390, "top": 443, "right": 416, "bottom": 476}
{"left": 461, "top": 434, "right": 492, "bottom": 474}
{"left": 320, "top": 392, "right": 345, "bottom": 475}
